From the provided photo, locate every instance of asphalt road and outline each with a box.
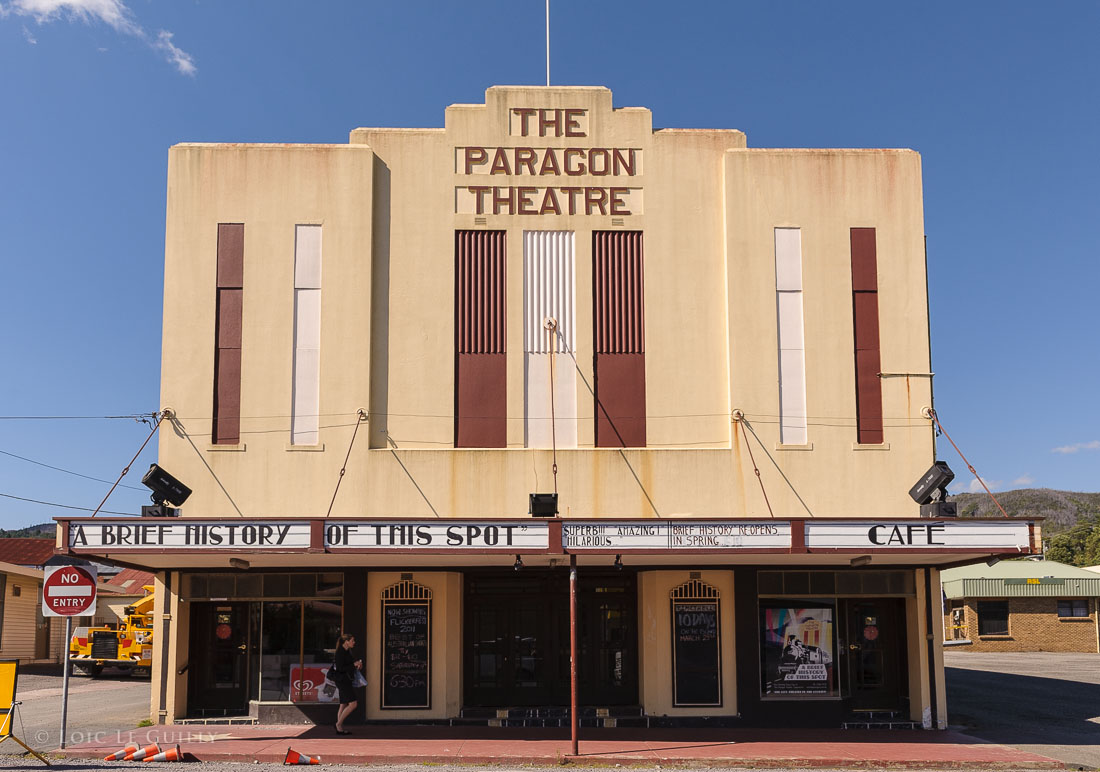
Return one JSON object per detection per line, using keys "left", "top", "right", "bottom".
{"left": 0, "top": 667, "right": 151, "bottom": 755}
{"left": 945, "top": 650, "right": 1100, "bottom": 770}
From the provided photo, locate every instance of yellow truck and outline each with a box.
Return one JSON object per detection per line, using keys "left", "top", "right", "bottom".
{"left": 69, "top": 585, "right": 154, "bottom": 677}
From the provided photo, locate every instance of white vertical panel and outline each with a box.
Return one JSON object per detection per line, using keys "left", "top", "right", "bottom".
{"left": 524, "top": 231, "right": 577, "bottom": 448}
{"left": 775, "top": 228, "right": 807, "bottom": 445}
{"left": 294, "top": 225, "right": 322, "bottom": 289}
{"left": 294, "top": 289, "right": 322, "bottom": 349}
{"left": 776, "top": 292, "right": 805, "bottom": 350}
{"left": 525, "top": 354, "right": 579, "bottom": 449}
{"left": 292, "top": 347, "right": 320, "bottom": 445}
{"left": 292, "top": 226, "right": 321, "bottom": 445}
{"left": 774, "top": 227, "right": 802, "bottom": 291}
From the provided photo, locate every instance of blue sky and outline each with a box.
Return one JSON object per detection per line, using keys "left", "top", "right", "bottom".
{"left": 0, "top": 1, "right": 1096, "bottom": 529}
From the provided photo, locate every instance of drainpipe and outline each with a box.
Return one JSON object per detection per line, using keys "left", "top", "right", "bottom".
{"left": 924, "top": 568, "right": 939, "bottom": 729}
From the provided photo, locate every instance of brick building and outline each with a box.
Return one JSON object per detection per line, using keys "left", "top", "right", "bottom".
{"left": 942, "top": 560, "right": 1100, "bottom": 653}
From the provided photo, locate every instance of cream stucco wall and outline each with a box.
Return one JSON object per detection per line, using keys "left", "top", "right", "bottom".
{"left": 364, "top": 571, "right": 461, "bottom": 720}
{"left": 157, "top": 85, "right": 932, "bottom": 523}
{"left": 637, "top": 570, "right": 736, "bottom": 717}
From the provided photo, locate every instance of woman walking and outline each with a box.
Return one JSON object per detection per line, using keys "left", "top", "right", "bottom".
{"left": 331, "top": 632, "right": 362, "bottom": 734}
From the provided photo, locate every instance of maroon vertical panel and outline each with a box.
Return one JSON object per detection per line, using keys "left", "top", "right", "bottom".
{"left": 213, "top": 347, "right": 242, "bottom": 444}
{"left": 594, "top": 231, "right": 646, "bottom": 447}
{"left": 217, "top": 224, "right": 245, "bottom": 288}
{"left": 851, "top": 228, "right": 883, "bottom": 444}
{"left": 850, "top": 228, "right": 878, "bottom": 291}
{"left": 213, "top": 224, "right": 244, "bottom": 445}
{"left": 455, "top": 230, "right": 507, "bottom": 448}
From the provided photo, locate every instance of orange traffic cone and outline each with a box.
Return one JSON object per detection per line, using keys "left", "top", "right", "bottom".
{"left": 147, "top": 744, "right": 183, "bottom": 762}
{"left": 104, "top": 744, "right": 138, "bottom": 761}
{"left": 123, "top": 742, "right": 161, "bottom": 761}
{"left": 284, "top": 746, "right": 321, "bottom": 765}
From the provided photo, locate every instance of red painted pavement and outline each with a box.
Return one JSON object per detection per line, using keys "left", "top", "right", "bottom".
{"left": 57, "top": 725, "right": 1064, "bottom": 768}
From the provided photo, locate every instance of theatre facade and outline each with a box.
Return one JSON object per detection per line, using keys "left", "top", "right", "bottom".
{"left": 56, "top": 86, "right": 1038, "bottom": 729}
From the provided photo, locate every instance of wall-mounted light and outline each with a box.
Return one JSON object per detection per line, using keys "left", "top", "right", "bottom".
{"left": 141, "top": 463, "right": 192, "bottom": 507}
{"left": 614, "top": 554, "right": 623, "bottom": 570}
{"left": 529, "top": 493, "right": 558, "bottom": 518}
{"left": 513, "top": 554, "right": 523, "bottom": 571}
{"left": 229, "top": 558, "right": 250, "bottom": 570}
{"left": 985, "top": 556, "right": 1001, "bottom": 568}
{"left": 850, "top": 555, "right": 872, "bottom": 567}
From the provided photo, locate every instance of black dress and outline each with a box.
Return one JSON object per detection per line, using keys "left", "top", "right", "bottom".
{"left": 332, "top": 645, "right": 358, "bottom": 704}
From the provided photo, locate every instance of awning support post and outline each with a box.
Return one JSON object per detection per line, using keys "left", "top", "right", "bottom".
{"left": 570, "top": 553, "right": 578, "bottom": 756}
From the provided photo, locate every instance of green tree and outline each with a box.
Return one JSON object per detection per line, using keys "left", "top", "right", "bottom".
{"left": 1046, "top": 516, "right": 1100, "bottom": 566}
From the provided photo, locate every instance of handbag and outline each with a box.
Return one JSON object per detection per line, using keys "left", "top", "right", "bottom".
{"left": 321, "top": 666, "right": 337, "bottom": 697}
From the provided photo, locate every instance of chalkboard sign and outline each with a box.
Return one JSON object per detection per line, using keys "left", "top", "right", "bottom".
{"left": 381, "top": 600, "right": 431, "bottom": 709}
{"left": 671, "top": 600, "right": 721, "bottom": 706}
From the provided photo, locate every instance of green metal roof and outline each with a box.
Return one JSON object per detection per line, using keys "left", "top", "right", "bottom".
{"left": 942, "top": 559, "right": 1100, "bottom": 599}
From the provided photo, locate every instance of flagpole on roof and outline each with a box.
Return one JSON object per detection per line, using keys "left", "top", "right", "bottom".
{"left": 546, "top": 0, "right": 550, "bottom": 86}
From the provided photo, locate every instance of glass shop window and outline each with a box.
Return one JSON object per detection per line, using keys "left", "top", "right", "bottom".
{"left": 1057, "top": 599, "right": 1089, "bottom": 618}
{"left": 759, "top": 600, "right": 837, "bottom": 699}
{"left": 976, "top": 601, "right": 1009, "bottom": 635}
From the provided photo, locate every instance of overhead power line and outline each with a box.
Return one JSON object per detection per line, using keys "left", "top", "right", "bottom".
{"left": 0, "top": 492, "right": 135, "bottom": 516}
{"left": 0, "top": 449, "right": 145, "bottom": 491}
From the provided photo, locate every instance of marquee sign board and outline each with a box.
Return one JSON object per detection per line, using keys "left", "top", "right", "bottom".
{"left": 325, "top": 521, "right": 549, "bottom": 550}
{"left": 69, "top": 521, "right": 312, "bottom": 550}
{"left": 42, "top": 565, "right": 97, "bottom": 617}
{"left": 563, "top": 521, "right": 791, "bottom": 550}
{"left": 804, "top": 520, "right": 1031, "bottom": 550}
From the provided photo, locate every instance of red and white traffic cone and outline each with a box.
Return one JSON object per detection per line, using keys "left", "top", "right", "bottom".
{"left": 147, "top": 744, "right": 183, "bottom": 762}
{"left": 123, "top": 742, "right": 161, "bottom": 761}
{"left": 103, "top": 744, "right": 138, "bottom": 761}
{"left": 284, "top": 746, "right": 321, "bottom": 765}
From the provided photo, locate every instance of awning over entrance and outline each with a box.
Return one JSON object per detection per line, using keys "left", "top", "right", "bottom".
{"left": 54, "top": 516, "right": 1040, "bottom": 571}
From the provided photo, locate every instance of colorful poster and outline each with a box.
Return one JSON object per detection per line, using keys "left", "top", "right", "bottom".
{"left": 760, "top": 606, "right": 835, "bottom": 696}
{"left": 289, "top": 664, "right": 338, "bottom": 703}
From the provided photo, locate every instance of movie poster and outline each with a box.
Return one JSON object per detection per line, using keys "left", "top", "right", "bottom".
{"left": 760, "top": 605, "right": 835, "bottom": 696}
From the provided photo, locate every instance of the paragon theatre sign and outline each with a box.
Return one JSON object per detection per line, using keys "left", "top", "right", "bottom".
{"left": 455, "top": 107, "right": 643, "bottom": 216}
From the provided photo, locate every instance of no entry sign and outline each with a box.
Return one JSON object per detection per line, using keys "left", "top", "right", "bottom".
{"left": 42, "top": 565, "right": 97, "bottom": 617}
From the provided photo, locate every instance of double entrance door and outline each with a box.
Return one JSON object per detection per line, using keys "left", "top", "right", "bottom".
{"left": 464, "top": 570, "right": 637, "bottom": 707}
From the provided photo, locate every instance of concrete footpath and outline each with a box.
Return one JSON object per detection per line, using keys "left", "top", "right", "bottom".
{"left": 53, "top": 725, "right": 1065, "bottom": 768}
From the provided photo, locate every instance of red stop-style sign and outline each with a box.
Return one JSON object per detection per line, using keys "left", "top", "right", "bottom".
{"left": 42, "top": 565, "right": 98, "bottom": 617}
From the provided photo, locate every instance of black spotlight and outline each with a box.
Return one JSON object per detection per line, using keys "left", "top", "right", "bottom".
{"left": 614, "top": 554, "right": 623, "bottom": 571}
{"left": 513, "top": 554, "right": 524, "bottom": 571}
{"left": 141, "top": 463, "right": 192, "bottom": 508}
{"left": 529, "top": 493, "right": 558, "bottom": 517}
{"left": 909, "top": 461, "right": 955, "bottom": 505}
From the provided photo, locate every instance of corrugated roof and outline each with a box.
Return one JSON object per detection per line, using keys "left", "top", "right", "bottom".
{"left": 942, "top": 560, "right": 1099, "bottom": 581}
{"left": 109, "top": 568, "right": 155, "bottom": 592}
{"left": 943, "top": 559, "right": 1100, "bottom": 599}
{"left": 0, "top": 538, "right": 55, "bottom": 567}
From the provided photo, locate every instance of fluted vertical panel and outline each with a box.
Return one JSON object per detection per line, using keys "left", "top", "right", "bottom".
{"left": 455, "top": 230, "right": 507, "bottom": 447}
{"left": 524, "top": 231, "right": 577, "bottom": 448}
{"left": 593, "top": 231, "right": 646, "bottom": 447}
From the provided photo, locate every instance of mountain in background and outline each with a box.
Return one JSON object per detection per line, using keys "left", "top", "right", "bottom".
{"left": 951, "top": 488, "right": 1100, "bottom": 533}
{"left": 0, "top": 522, "right": 56, "bottom": 539}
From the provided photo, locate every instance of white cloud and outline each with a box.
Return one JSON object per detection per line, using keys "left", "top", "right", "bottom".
{"left": 21, "top": 23, "right": 35, "bottom": 42}
{"left": 1011, "top": 474, "right": 1035, "bottom": 487}
{"left": 1051, "top": 440, "right": 1100, "bottom": 455}
{"left": 152, "top": 30, "right": 194, "bottom": 76}
{"left": 3, "top": 0, "right": 195, "bottom": 75}
{"left": 967, "top": 476, "right": 1002, "bottom": 493}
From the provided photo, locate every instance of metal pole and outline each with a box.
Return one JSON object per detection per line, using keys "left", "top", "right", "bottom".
{"left": 60, "top": 615, "right": 72, "bottom": 749}
{"left": 569, "top": 554, "right": 578, "bottom": 756}
{"left": 545, "top": 0, "right": 550, "bottom": 86}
